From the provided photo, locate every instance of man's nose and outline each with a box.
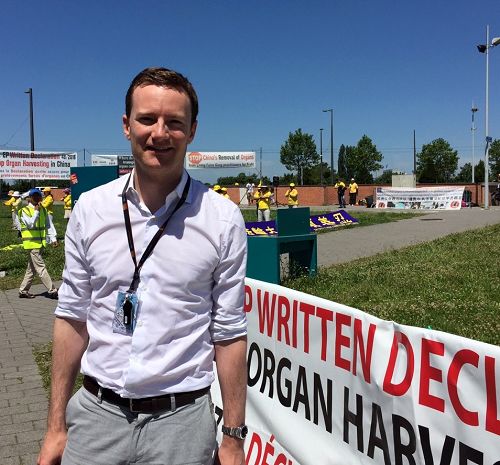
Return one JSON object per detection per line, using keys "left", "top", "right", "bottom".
{"left": 152, "top": 121, "right": 170, "bottom": 138}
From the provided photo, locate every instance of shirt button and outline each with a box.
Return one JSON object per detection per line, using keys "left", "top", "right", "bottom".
{"left": 137, "top": 320, "right": 143, "bottom": 327}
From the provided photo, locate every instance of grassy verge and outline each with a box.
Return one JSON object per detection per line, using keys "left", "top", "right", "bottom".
{"left": 285, "top": 223, "right": 500, "bottom": 346}
{"left": 33, "top": 341, "right": 83, "bottom": 397}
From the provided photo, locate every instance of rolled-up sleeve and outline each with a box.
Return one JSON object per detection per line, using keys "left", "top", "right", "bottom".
{"left": 54, "top": 197, "right": 92, "bottom": 321}
{"left": 210, "top": 208, "right": 248, "bottom": 342}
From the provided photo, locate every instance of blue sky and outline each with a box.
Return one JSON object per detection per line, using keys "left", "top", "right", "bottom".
{"left": 1, "top": 0, "right": 499, "bottom": 183}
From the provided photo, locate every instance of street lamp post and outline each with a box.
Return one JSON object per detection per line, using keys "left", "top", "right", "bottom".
{"left": 477, "top": 25, "right": 500, "bottom": 208}
{"left": 319, "top": 128, "right": 324, "bottom": 185}
{"left": 471, "top": 103, "right": 478, "bottom": 184}
{"left": 24, "top": 88, "right": 35, "bottom": 151}
{"left": 323, "top": 109, "right": 334, "bottom": 184}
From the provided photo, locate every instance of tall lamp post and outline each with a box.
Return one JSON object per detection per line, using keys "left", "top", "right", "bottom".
{"left": 477, "top": 25, "right": 500, "bottom": 208}
{"left": 323, "top": 109, "right": 334, "bottom": 184}
{"left": 24, "top": 88, "right": 35, "bottom": 151}
{"left": 471, "top": 103, "right": 478, "bottom": 183}
{"left": 319, "top": 128, "right": 324, "bottom": 185}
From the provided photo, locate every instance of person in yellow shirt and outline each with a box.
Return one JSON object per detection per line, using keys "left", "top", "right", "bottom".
{"left": 348, "top": 178, "right": 359, "bottom": 206}
{"left": 61, "top": 188, "right": 72, "bottom": 220}
{"left": 334, "top": 179, "right": 346, "bottom": 208}
{"left": 220, "top": 187, "right": 230, "bottom": 200}
{"left": 4, "top": 190, "right": 22, "bottom": 230}
{"left": 284, "top": 182, "right": 299, "bottom": 208}
{"left": 41, "top": 187, "right": 54, "bottom": 224}
{"left": 254, "top": 185, "right": 272, "bottom": 221}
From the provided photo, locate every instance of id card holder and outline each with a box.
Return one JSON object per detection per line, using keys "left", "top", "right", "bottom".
{"left": 112, "top": 291, "right": 139, "bottom": 336}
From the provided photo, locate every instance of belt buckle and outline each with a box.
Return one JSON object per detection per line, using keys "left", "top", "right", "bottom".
{"left": 129, "top": 398, "right": 140, "bottom": 413}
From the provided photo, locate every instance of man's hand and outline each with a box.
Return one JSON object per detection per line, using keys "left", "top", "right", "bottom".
{"left": 37, "top": 431, "right": 67, "bottom": 465}
{"left": 215, "top": 438, "right": 245, "bottom": 465}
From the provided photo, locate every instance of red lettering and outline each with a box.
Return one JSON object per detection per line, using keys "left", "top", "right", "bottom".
{"left": 447, "top": 349, "right": 479, "bottom": 426}
{"left": 292, "top": 299, "right": 298, "bottom": 349}
{"left": 353, "top": 319, "right": 376, "bottom": 383}
{"left": 335, "top": 312, "right": 351, "bottom": 372}
{"left": 246, "top": 432, "right": 263, "bottom": 465}
{"left": 419, "top": 338, "right": 445, "bottom": 412}
{"left": 244, "top": 285, "right": 252, "bottom": 313}
{"left": 383, "top": 331, "right": 414, "bottom": 396}
{"left": 299, "top": 302, "right": 315, "bottom": 354}
{"left": 485, "top": 355, "right": 500, "bottom": 435}
{"left": 316, "top": 307, "right": 334, "bottom": 361}
{"left": 277, "top": 295, "right": 291, "bottom": 345}
{"left": 257, "top": 290, "right": 276, "bottom": 337}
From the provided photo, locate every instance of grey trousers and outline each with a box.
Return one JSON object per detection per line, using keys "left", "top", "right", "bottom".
{"left": 19, "top": 248, "right": 54, "bottom": 292}
{"left": 62, "top": 387, "right": 218, "bottom": 465}
{"left": 257, "top": 209, "right": 270, "bottom": 222}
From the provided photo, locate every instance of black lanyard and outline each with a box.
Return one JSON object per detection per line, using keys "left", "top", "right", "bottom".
{"left": 121, "top": 173, "right": 191, "bottom": 293}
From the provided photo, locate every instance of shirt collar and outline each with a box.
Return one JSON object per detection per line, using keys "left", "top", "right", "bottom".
{"left": 122, "top": 169, "right": 192, "bottom": 210}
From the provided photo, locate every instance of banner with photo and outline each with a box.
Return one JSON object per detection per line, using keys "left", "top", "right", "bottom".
{"left": 375, "top": 186, "right": 465, "bottom": 210}
{"left": 245, "top": 210, "right": 358, "bottom": 236}
{"left": 91, "top": 154, "right": 133, "bottom": 176}
{"left": 212, "top": 278, "right": 500, "bottom": 465}
{"left": 186, "top": 151, "right": 256, "bottom": 169}
{"left": 0, "top": 150, "right": 77, "bottom": 180}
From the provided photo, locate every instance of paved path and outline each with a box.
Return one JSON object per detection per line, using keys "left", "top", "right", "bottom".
{"left": 0, "top": 206, "right": 499, "bottom": 464}
{"left": 318, "top": 206, "right": 500, "bottom": 266}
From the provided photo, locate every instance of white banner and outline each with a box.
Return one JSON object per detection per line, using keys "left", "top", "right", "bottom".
{"left": 212, "top": 279, "right": 499, "bottom": 465}
{"left": 0, "top": 150, "right": 77, "bottom": 180}
{"left": 375, "top": 187, "right": 465, "bottom": 210}
{"left": 91, "top": 154, "right": 118, "bottom": 166}
{"left": 186, "top": 151, "right": 256, "bottom": 169}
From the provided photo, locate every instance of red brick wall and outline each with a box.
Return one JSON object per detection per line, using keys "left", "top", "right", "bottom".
{"left": 225, "top": 183, "right": 483, "bottom": 206}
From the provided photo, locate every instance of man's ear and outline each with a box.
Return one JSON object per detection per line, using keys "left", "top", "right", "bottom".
{"left": 187, "top": 120, "right": 198, "bottom": 144}
{"left": 122, "top": 114, "right": 131, "bottom": 140}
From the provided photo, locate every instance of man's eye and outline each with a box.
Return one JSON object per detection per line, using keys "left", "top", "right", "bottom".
{"left": 139, "top": 117, "right": 155, "bottom": 124}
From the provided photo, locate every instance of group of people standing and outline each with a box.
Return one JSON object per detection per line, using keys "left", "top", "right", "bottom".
{"left": 334, "top": 178, "right": 358, "bottom": 208}
{"left": 3, "top": 186, "right": 72, "bottom": 300}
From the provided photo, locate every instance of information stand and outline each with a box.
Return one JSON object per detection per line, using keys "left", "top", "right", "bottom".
{"left": 70, "top": 166, "right": 119, "bottom": 207}
{"left": 246, "top": 207, "right": 317, "bottom": 284}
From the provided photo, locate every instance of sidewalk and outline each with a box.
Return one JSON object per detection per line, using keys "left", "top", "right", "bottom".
{"left": 1, "top": 206, "right": 499, "bottom": 464}
{"left": 0, "top": 284, "right": 57, "bottom": 465}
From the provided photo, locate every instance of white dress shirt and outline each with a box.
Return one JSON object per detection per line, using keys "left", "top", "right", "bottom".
{"left": 55, "top": 170, "right": 247, "bottom": 397}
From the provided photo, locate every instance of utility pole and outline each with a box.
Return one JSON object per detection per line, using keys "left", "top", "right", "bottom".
{"left": 323, "top": 109, "right": 334, "bottom": 183}
{"left": 259, "top": 147, "right": 262, "bottom": 180}
{"left": 24, "top": 88, "right": 35, "bottom": 151}
{"left": 320, "top": 128, "right": 324, "bottom": 185}
{"left": 471, "top": 103, "right": 478, "bottom": 183}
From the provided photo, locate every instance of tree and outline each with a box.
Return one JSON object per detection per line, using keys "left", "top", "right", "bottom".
{"left": 217, "top": 172, "right": 260, "bottom": 185}
{"left": 475, "top": 160, "right": 485, "bottom": 183}
{"left": 417, "top": 138, "right": 458, "bottom": 183}
{"left": 337, "top": 145, "right": 347, "bottom": 179}
{"left": 280, "top": 129, "right": 320, "bottom": 185}
{"left": 454, "top": 163, "right": 472, "bottom": 183}
{"left": 489, "top": 139, "right": 500, "bottom": 180}
{"left": 374, "top": 169, "right": 393, "bottom": 184}
{"left": 344, "top": 135, "right": 383, "bottom": 184}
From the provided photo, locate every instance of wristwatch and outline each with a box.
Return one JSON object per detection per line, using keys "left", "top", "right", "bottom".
{"left": 221, "top": 424, "right": 248, "bottom": 439}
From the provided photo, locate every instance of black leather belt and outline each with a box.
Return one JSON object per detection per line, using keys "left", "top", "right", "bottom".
{"left": 83, "top": 375, "right": 210, "bottom": 413}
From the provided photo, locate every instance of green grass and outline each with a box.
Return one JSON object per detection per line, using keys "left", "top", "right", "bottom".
{"left": 285, "top": 224, "right": 500, "bottom": 346}
{"left": 0, "top": 204, "right": 66, "bottom": 290}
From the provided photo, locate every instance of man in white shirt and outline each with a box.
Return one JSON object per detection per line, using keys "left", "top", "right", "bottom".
{"left": 38, "top": 68, "right": 248, "bottom": 465}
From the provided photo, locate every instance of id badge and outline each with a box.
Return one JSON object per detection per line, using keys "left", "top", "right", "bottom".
{"left": 112, "top": 291, "right": 139, "bottom": 335}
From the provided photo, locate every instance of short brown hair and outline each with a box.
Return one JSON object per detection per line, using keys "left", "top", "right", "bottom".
{"left": 125, "top": 67, "right": 198, "bottom": 124}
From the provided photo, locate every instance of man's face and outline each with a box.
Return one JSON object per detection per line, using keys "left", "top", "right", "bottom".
{"left": 31, "top": 194, "right": 42, "bottom": 205}
{"left": 122, "top": 85, "right": 197, "bottom": 178}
